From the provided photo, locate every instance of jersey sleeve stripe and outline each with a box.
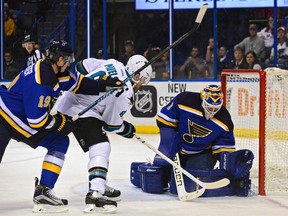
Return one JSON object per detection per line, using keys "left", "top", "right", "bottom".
{"left": 211, "top": 118, "right": 229, "bottom": 131}
{"left": 178, "top": 104, "right": 203, "bottom": 116}
{"left": 0, "top": 109, "right": 32, "bottom": 138}
{"left": 7, "top": 74, "right": 20, "bottom": 90}
{"left": 35, "top": 60, "right": 42, "bottom": 84}
{"left": 212, "top": 148, "right": 235, "bottom": 154}
{"left": 28, "top": 114, "right": 49, "bottom": 129}
{"left": 156, "top": 115, "right": 177, "bottom": 127}
{"left": 71, "top": 74, "right": 85, "bottom": 93}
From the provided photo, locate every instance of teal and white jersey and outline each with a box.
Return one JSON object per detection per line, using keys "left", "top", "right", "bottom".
{"left": 56, "top": 58, "right": 134, "bottom": 132}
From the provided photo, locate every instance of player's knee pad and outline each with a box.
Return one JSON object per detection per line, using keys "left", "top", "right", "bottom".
{"left": 170, "top": 169, "right": 252, "bottom": 197}
{"left": 88, "top": 142, "right": 111, "bottom": 167}
{"left": 88, "top": 142, "right": 111, "bottom": 182}
{"left": 220, "top": 149, "right": 254, "bottom": 179}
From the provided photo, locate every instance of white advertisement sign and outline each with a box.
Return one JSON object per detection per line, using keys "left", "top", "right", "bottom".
{"left": 125, "top": 81, "right": 219, "bottom": 126}
{"left": 136, "top": 0, "right": 288, "bottom": 10}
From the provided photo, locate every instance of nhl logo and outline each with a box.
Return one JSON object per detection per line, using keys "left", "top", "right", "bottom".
{"left": 131, "top": 86, "right": 157, "bottom": 117}
{"left": 134, "top": 90, "right": 153, "bottom": 113}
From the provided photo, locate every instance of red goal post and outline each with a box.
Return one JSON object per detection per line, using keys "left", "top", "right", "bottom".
{"left": 221, "top": 68, "right": 288, "bottom": 196}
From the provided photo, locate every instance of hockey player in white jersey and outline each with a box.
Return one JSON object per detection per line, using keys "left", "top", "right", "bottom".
{"left": 55, "top": 55, "right": 152, "bottom": 213}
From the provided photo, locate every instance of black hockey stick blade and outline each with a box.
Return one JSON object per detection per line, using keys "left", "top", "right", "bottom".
{"left": 72, "top": 3, "right": 208, "bottom": 121}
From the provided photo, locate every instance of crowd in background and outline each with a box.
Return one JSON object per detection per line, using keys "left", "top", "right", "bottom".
{"left": 3, "top": 1, "right": 288, "bottom": 81}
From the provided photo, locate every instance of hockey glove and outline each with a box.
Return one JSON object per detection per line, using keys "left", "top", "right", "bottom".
{"left": 98, "top": 75, "right": 123, "bottom": 92}
{"left": 220, "top": 149, "right": 254, "bottom": 179}
{"left": 117, "top": 121, "right": 136, "bottom": 138}
{"left": 50, "top": 113, "right": 77, "bottom": 136}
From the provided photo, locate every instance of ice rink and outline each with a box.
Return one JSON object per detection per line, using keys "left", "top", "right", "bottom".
{"left": 1, "top": 133, "right": 288, "bottom": 216}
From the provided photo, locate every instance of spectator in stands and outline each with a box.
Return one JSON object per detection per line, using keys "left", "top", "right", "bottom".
{"left": 264, "top": 26, "right": 288, "bottom": 69}
{"left": 179, "top": 46, "right": 205, "bottom": 79}
{"left": 4, "top": 49, "right": 21, "bottom": 80}
{"left": 144, "top": 47, "right": 169, "bottom": 80}
{"left": 118, "top": 40, "right": 135, "bottom": 65}
{"left": 217, "top": 45, "right": 229, "bottom": 77}
{"left": 204, "top": 52, "right": 214, "bottom": 79}
{"left": 227, "top": 47, "right": 248, "bottom": 69}
{"left": 245, "top": 51, "right": 262, "bottom": 69}
{"left": 21, "top": 34, "right": 45, "bottom": 70}
{"left": 234, "top": 23, "right": 265, "bottom": 63}
{"left": 4, "top": 9, "right": 17, "bottom": 49}
{"left": 257, "top": 16, "right": 274, "bottom": 59}
{"left": 205, "top": 37, "right": 217, "bottom": 63}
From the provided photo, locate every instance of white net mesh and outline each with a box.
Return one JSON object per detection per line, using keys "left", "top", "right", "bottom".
{"left": 222, "top": 68, "right": 288, "bottom": 194}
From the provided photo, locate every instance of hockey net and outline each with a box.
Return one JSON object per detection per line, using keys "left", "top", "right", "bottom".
{"left": 221, "top": 68, "right": 288, "bottom": 195}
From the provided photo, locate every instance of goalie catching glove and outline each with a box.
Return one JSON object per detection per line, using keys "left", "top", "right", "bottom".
{"left": 49, "top": 113, "right": 77, "bottom": 136}
{"left": 220, "top": 149, "right": 254, "bottom": 179}
{"left": 98, "top": 75, "right": 123, "bottom": 92}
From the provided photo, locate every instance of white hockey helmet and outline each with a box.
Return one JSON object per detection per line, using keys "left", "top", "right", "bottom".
{"left": 126, "top": 55, "right": 152, "bottom": 85}
{"left": 200, "top": 84, "right": 223, "bottom": 120}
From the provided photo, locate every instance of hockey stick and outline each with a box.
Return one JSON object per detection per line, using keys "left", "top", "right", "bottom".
{"left": 172, "top": 153, "right": 199, "bottom": 201}
{"left": 134, "top": 135, "right": 230, "bottom": 191}
{"left": 72, "top": 3, "right": 208, "bottom": 121}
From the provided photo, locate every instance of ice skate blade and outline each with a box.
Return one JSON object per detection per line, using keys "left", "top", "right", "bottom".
{"left": 32, "top": 204, "right": 69, "bottom": 213}
{"left": 103, "top": 195, "right": 121, "bottom": 202}
{"left": 83, "top": 204, "right": 117, "bottom": 214}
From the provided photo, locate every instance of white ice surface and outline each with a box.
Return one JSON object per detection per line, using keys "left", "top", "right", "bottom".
{"left": 0, "top": 134, "right": 288, "bottom": 215}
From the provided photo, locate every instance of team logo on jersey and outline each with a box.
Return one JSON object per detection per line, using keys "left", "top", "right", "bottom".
{"left": 131, "top": 86, "right": 157, "bottom": 117}
{"left": 183, "top": 120, "right": 212, "bottom": 143}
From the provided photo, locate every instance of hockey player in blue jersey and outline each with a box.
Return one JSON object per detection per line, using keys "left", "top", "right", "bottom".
{"left": 0, "top": 40, "right": 123, "bottom": 212}
{"left": 131, "top": 85, "right": 254, "bottom": 197}
{"left": 154, "top": 84, "right": 235, "bottom": 170}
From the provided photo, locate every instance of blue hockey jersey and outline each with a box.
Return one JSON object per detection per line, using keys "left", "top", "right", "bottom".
{"left": 156, "top": 91, "right": 235, "bottom": 155}
{"left": 0, "top": 60, "right": 95, "bottom": 140}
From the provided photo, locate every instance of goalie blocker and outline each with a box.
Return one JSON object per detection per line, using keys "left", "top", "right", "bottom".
{"left": 130, "top": 149, "right": 254, "bottom": 197}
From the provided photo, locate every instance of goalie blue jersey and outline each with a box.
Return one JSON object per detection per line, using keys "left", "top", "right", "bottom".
{"left": 0, "top": 60, "right": 87, "bottom": 140}
{"left": 156, "top": 91, "right": 235, "bottom": 155}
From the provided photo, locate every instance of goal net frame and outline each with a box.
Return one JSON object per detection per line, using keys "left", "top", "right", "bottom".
{"left": 221, "top": 68, "right": 288, "bottom": 196}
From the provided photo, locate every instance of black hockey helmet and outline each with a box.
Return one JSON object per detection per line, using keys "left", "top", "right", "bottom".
{"left": 45, "top": 40, "right": 75, "bottom": 63}
{"left": 22, "top": 34, "right": 35, "bottom": 44}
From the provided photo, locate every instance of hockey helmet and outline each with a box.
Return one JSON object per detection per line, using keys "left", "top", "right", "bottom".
{"left": 126, "top": 55, "right": 152, "bottom": 85}
{"left": 45, "top": 40, "right": 75, "bottom": 63}
{"left": 200, "top": 84, "right": 223, "bottom": 120}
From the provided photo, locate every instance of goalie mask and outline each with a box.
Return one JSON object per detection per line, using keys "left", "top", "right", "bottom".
{"left": 126, "top": 55, "right": 152, "bottom": 85}
{"left": 200, "top": 85, "right": 223, "bottom": 120}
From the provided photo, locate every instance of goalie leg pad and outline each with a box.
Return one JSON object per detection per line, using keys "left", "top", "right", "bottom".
{"left": 130, "top": 162, "right": 146, "bottom": 188}
{"left": 170, "top": 169, "right": 251, "bottom": 197}
{"left": 138, "top": 163, "right": 165, "bottom": 194}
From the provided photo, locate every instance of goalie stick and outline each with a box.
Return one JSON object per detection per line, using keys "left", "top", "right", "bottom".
{"left": 172, "top": 153, "right": 200, "bottom": 201}
{"left": 72, "top": 3, "right": 208, "bottom": 121}
{"left": 134, "top": 135, "right": 230, "bottom": 199}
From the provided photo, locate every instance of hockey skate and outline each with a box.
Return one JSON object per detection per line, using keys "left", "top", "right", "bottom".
{"left": 84, "top": 190, "right": 117, "bottom": 213}
{"left": 104, "top": 185, "right": 121, "bottom": 201}
{"left": 32, "top": 177, "right": 68, "bottom": 213}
